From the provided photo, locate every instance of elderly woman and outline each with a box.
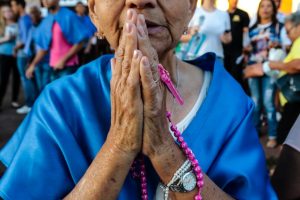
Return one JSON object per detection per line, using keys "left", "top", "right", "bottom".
{"left": 244, "top": 11, "right": 300, "bottom": 147}
{"left": 0, "top": 0, "right": 276, "bottom": 199}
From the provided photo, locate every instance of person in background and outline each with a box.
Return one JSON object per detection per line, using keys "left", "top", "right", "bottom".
{"left": 11, "top": 0, "right": 38, "bottom": 115}
{"left": 245, "top": 0, "right": 283, "bottom": 148}
{"left": 271, "top": 114, "right": 300, "bottom": 200}
{"left": 250, "top": 0, "right": 291, "bottom": 51}
{"left": 244, "top": 11, "right": 300, "bottom": 146}
{"left": 31, "top": 0, "right": 89, "bottom": 82}
{"left": 223, "top": 0, "right": 250, "bottom": 92}
{"left": 273, "top": 0, "right": 292, "bottom": 51}
{"left": 75, "top": 1, "right": 97, "bottom": 65}
{"left": 179, "top": 0, "right": 232, "bottom": 61}
{"left": 0, "top": 3, "right": 20, "bottom": 111}
{"left": 273, "top": 0, "right": 284, "bottom": 23}
{"left": 25, "top": 6, "right": 50, "bottom": 93}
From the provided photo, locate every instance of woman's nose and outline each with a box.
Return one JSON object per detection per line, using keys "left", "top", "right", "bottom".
{"left": 126, "top": 0, "right": 156, "bottom": 9}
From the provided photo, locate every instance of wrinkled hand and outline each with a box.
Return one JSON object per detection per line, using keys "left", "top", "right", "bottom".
{"left": 25, "top": 65, "right": 35, "bottom": 79}
{"left": 244, "top": 63, "right": 264, "bottom": 78}
{"left": 134, "top": 11, "right": 171, "bottom": 157}
{"left": 106, "top": 10, "right": 144, "bottom": 156}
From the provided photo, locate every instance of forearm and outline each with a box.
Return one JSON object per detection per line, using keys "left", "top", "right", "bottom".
{"left": 270, "top": 59, "right": 300, "bottom": 74}
{"left": 64, "top": 136, "right": 137, "bottom": 200}
{"left": 0, "top": 36, "right": 11, "bottom": 44}
{"left": 149, "top": 127, "right": 233, "bottom": 200}
{"left": 15, "top": 43, "right": 24, "bottom": 50}
{"left": 30, "top": 50, "right": 48, "bottom": 66}
{"left": 269, "top": 61, "right": 286, "bottom": 71}
{"left": 62, "top": 42, "right": 84, "bottom": 63}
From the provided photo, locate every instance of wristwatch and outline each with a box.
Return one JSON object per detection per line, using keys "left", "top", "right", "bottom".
{"left": 169, "top": 170, "right": 197, "bottom": 193}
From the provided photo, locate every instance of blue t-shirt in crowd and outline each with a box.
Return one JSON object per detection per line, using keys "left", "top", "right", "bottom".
{"left": 24, "top": 25, "right": 49, "bottom": 64}
{"left": 17, "top": 14, "right": 32, "bottom": 57}
{"left": 0, "top": 23, "right": 18, "bottom": 56}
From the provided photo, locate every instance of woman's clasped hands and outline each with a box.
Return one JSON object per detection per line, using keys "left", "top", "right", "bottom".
{"left": 108, "top": 9, "right": 172, "bottom": 160}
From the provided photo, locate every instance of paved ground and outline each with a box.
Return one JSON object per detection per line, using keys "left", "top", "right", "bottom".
{"left": 0, "top": 81, "right": 282, "bottom": 177}
{"left": 0, "top": 84, "right": 25, "bottom": 177}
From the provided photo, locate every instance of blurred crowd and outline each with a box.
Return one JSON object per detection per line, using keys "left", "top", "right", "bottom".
{"left": 0, "top": 0, "right": 111, "bottom": 114}
{"left": 177, "top": 0, "right": 300, "bottom": 149}
{"left": 0, "top": 0, "right": 300, "bottom": 151}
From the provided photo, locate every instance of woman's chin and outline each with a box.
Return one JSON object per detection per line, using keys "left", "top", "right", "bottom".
{"left": 149, "top": 37, "right": 172, "bottom": 56}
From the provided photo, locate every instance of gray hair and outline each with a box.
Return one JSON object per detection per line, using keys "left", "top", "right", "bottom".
{"left": 285, "top": 11, "right": 300, "bottom": 26}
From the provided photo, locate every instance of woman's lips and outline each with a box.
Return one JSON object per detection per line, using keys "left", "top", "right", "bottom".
{"left": 145, "top": 20, "right": 166, "bottom": 35}
{"left": 147, "top": 26, "right": 165, "bottom": 35}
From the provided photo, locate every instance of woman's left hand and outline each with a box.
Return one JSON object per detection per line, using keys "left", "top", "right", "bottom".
{"left": 133, "top": 12, "right": 172, "bottom": 158}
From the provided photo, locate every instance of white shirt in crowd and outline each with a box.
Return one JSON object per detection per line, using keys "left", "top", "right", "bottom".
{"left": 188, "top": 7, "right": 231, "bottom": 59}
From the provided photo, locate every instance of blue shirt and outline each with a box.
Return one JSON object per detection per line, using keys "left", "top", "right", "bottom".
{"left": 78, "top": 15, "right": 97, "bottom": 38}
{"left": 0, "top": 53, "right": 277, "bottom": 200}
{"left": 0, "top": 23, "right": 18, "bottom": 56}
{"left": 17, "top": 14, "right": 32, "bottom": 57}
{"left": 24, "top": 25, "right": 49, "bottom": 64}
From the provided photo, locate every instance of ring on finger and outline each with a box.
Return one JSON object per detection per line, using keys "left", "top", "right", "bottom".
{"left": 116, "top": 56, "right": 123, "bottom": 63}
{"left": 116, "top": 49, "right": 125, "bottom": 62}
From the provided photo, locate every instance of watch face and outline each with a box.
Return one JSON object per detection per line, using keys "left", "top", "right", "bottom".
{"left": 182, "top": 172, "right": 197, "bottom": 192}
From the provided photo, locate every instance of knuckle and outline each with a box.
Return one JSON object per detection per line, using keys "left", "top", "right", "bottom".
{"left": 127, "top": 78, "right": 139, "bottom": 89}
{"left": 116, "top": 48, "right": 124, "bottom": 57}
{"left": 122, "top": 58, "right": 130, "bottom": 70}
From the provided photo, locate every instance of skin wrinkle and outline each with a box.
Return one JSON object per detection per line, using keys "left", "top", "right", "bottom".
{"left": 158, "top": 1, "right": 189, "bottom": 46}
{"left": 93, "top": 0, "right": 192, "bottom": 53}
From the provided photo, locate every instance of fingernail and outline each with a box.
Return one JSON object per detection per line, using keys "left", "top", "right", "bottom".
{"left": 133, "top": 50, "right": 139, "bottom": 59}
{"left": 127, "top": 9, "right": 133, "bottom": 20}
{"left": 126, "top": 23, "right": 132, "bottom": 33}
{"left": 139, "top": 14, "right": 145, "bottom": 23}
{"left": 142, "top": 58, "right": 149, "bottom": 67}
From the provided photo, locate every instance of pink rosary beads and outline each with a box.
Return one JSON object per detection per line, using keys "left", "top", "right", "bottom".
{"left": 131, "top": 63, "right": 204, "bottom": 200}
{"left": 130, "top": 154, "right": 148, "bottom": 200}
{"left": 167, "top": 111, "right": 204, "bottom": 200}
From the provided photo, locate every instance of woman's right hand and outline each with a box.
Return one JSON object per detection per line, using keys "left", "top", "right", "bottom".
{"left": 106, "top": 10, "right": 144, "bottom": 156}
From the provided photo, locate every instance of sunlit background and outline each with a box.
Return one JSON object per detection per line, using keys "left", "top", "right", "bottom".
{"left": 24, "top": 0, "right": 300, "bottom": 15}
{"left": 199, "top": 0, "right": 300, "bottom": 16}
{"left": 213, "top": 0, "right": 300, "bottom": 17}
